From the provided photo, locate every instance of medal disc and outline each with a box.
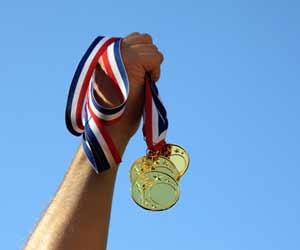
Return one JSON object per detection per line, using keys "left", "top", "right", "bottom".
{"left": 152, "top": 155, "right": 180, "bottom": 180}
{"left": 130, "top": 155, "right": 180, "bottom": 182}
{"left": 162, "top": 144, "right": 190, "bottom": 177}
{"left": 129, "top": 156, "right": 152, "bottom": 183}
{"left": 131, "top": 171, "right": 179, "bottom": 211}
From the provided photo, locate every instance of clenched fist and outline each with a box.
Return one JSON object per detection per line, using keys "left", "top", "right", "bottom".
{"left": 121, "top": 32, "right": 163, "bottom": 85}
{"left": 94, "top": 32, "right": 164, "bottom": 151}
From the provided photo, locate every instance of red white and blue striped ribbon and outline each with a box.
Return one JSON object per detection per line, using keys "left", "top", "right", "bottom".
{"left": 65, "top": 36, "right": 129, "bottom": 173}
{"left": 143, "top": 73, "right": 168, "bottom": 151}
{"left": 65, "top": 36, "right": 168, "bottom": 173}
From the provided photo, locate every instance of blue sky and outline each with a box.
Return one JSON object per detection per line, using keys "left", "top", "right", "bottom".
{"left": 0, "top": 0, "right": 299, "bottom": 249}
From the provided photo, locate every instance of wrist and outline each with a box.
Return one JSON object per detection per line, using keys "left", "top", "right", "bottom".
{"left": 81, "top": 127, "right": 129, "bottom": 171}
{"left": 106, "top": 125, "right": 130, "bottom": 157}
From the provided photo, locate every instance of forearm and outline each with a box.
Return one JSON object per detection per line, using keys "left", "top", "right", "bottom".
{"left": 25, "top": 139, "right": 128, "bottom": 250}
{"left": 25, "top": 63, "right": 131, "bottom": 250}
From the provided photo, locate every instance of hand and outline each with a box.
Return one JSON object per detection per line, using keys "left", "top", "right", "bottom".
{"left": 94, "top": 32, "right": 164, "bottom": 150}
{"left": 121, "top": 32, "right": 164, "bottom": 85}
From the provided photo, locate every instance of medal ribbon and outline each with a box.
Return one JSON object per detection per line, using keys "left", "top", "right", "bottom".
{"left": 143, "top": 73, "right": 168, "bottom": 151}
{"left": 65, "top": 36, "right": 129, "bottom": 173}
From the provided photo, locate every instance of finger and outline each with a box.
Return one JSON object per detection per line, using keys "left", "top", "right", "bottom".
{"left": 122, "top": 32, "right": 141, "bottom": 47}
{"left": 129, "top": 44, "right": 158, "bottom": 53}
{"left": 123, "top": 32, "right": 141, "bottom": 40}
{"left": 140, "top": 51, "right": 164, "bottom": 72}
{"left": 150, "top": 67, "right": 161, "bottom": 82}
{"left": 139, "top": 33, "right": 153, "bottom": 44}
{"left": 123, "top": 33, "right": 153, "bottom": 46}
{"left": 126, "top": 32, "right": 141, "bottom": 36}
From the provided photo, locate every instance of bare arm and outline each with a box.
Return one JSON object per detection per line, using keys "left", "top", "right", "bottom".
{"left": 24, "top": 32, "right": 163, "bottom": 250}
{"left": 24, "top": 145, "right": 123, "bottom": 250}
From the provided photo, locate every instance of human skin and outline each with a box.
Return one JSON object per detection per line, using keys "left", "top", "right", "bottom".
{"left": 24, "top": 32, "right": 163, "bottom": 250}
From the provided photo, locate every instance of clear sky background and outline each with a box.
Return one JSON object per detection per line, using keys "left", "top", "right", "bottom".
{"left": 0, "top": 0, "right": 299, "bottom": 249}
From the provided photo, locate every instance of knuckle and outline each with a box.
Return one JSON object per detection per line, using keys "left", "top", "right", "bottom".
{"left": 141, "top": 33, "right": 153, "bottom": 42}
{"left": 158, "top": 51, "right": 164, "bottom": 63}
{"left": 151, "top": 44, "right": 158, "bottom": 51}
{"left": 130, "top": 31, "right": 141, "bottom": 36}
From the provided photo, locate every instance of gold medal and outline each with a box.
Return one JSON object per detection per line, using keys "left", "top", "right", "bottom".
{"left": 129, "top": 156, "right": 152, "bottom": 183}
{"left": 161, "top": 144, "right": 190, "bottom": 177}
{"left": 150, "top": 155, "right": 180, "bottom": 180}
{"left": 130, "top": 155, "right": 180, "bottom": 211}
{"left": 131, "top": 171, "right": 179, "bottom": 211}
{"left": 130, "top": 155, "right": 180, "bottom": 182}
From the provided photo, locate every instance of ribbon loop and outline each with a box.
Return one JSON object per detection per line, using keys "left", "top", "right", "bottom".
{"left": 65, "top": 36, "right": 128, "bottom": 172}
{"left": 65, "top": 37, "right": 168, "bottom": 173}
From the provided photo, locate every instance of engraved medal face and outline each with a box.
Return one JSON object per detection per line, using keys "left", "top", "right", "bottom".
{"left": 152, "top": 155, "right": 180, "bottom": 180}
{"left": 129, "top": 156, "right": 152, "bottom": 183}
{"left": 131, "top": 170, "right": 180, "bottom": 211}
{"left": 162, "top": 144, "right": 190, "bottom": 177}
{"left": 130, "top": 155, "right": 180, "bottom": 182}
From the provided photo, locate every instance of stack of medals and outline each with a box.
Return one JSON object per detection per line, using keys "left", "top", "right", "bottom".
{"left": 130, "top": 144, "right": 189, "bottom": 211}
{"left": 130, "top": 74, "right": 190, "bottom": 211}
